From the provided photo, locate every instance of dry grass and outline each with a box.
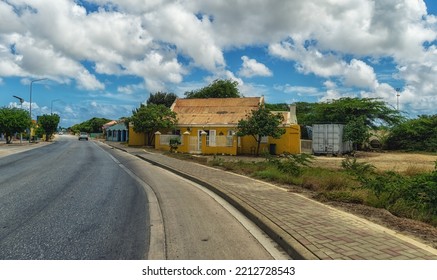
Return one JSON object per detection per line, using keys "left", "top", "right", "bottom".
{"left": 310, "top": 151, "right": 437, "bottom": 173}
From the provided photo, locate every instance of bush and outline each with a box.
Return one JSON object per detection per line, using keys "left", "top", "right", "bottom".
{"left": 269, "top": 153, "right": 313, "bottom": 176}
{"left": 169, "top": 137, "right": 181, "bottom": 153}
{"left": 341, "top": 157, "right": 375, "bottom": 175}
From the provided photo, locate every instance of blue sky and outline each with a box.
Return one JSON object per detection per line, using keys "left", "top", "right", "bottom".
{"left": 1, "top": 0, "right": 437, "bottom": 127}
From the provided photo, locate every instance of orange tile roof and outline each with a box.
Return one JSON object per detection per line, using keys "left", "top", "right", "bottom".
{"left": 171, "top": 97, "right": 263, "bottom": 126}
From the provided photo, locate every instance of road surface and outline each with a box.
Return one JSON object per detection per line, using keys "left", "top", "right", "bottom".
{"left": 0, "top": 135, "right": 286, "bottom": 259}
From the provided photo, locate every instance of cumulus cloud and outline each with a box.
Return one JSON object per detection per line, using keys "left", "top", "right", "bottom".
{"left": 238, "top": 56, "right": 273, "bottom": 78}
{"left": 343, "top": 59, "right": 378, "bottom": 89}
{"left": 1, "top": 0, "right": 437, "bottom": 119}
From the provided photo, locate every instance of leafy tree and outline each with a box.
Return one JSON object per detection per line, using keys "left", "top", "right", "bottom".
{"left": 0, "top": 107, "right": 31, "bottom": 144}
{"left": 343, "top": 116, "right": 371, "bottom": 150}
{"left": 38, "top": 114, "right": 60, "bottom": 141}
{"left": 265, "top": 103, "right": 289, "bottom": 111}
{"left": 237, "top": 106, "right": 285, "bottom": 156}
{"left": 34, "top": 126, "right": 45, "bottom": 139}
{"left": 184, "top": 79, "right": 240, "bottom": 99}
{"left": 295, "top": 102, "right": 318, "bottom": 127}
{"left": 307, "top": 97, "right": 402, "bottom": 127}
{"left": 386, "top": 115, "right": 437, "bottom": 152}
{"left": 71, "top": 117, "right": 112, "bottom": 133}
{"left": 130, "top": 104, "right": 177, "bottom": 146}
{"left": 147, "top": 91, "right": 178, "bottom": 108}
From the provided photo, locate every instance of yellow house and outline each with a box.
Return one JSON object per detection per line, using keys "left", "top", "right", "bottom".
{"left": 150, "top": 97, "right": 301, "bottom": 155}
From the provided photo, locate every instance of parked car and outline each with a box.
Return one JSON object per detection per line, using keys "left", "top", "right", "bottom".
{"left": 78, "top": 132, "right": 89, "bottom": 141}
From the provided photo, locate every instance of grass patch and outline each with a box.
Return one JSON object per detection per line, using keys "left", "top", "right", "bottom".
{"left": 316, "top": 189, "right": 368, "bottom": 204}
{"left": 254, "top": 166, "right": 302, "bottom": 185}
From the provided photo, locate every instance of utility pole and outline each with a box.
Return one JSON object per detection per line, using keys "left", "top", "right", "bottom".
{"left": 29, "top": 78, "right": 47, "bottom": 142}
{"left": 12, "top": 95, "right": 25, "bottom": 143}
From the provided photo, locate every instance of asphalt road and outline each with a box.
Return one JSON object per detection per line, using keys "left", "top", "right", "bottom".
{"left": 0, "top": 136, "right": 284, "bottom": 260}
{"left": 0, "top": 136, "right": 148, "bottom": 259}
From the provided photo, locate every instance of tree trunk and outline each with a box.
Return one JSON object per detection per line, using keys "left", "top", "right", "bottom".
{"left": 6, "top": 133, "right": 12, "bottom": 144}
{"left": 147, "top": 132, "right": 155, "bottom": 146}
{"left": 256, "top": 135, "right": 261, "bottom": 156}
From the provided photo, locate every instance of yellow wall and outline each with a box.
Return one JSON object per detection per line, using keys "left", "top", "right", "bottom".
{"left": 141, "top": 124, "right": 301, "bottom": 155}
{"left": 270, "top": 125, "right": 301, "bottom": 154}
{"left": 239, "top": 124, "right": 301, "bottom": 155}
{"left": 128, "top": 125, "right": 146, "bottom": 146}
{"left": 154, "top": 126, "right": 238, "bottom": 155}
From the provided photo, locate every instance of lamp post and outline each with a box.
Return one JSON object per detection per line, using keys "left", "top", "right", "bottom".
{"left": 12, "top": 95, "right": 25, "bottom": 143}
{"left": 29, "top": 78, "right": 47, "bottom": 142}
{"left": 51, "top": 99, "right": 61, "bottom": 115}
{"left": 395, "top": 88, "right": 401, "bottom": 111}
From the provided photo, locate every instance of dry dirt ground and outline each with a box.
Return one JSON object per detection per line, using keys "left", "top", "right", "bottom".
{"left": 311, "top": 151, "right": 437, "bottom": 173}
{"left": 204, "top": 151, "right": 437, "bottom": 249}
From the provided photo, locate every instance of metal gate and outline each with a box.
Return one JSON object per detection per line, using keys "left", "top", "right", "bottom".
{"left": 189, "top": 136, "right": 201, "bottom": 153}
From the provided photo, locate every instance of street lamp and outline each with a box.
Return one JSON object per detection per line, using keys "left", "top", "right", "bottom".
{"left": 51, "top": 99, "right": 61, "bottom": 115}
{"left": 12, "top": 95, "right": 25, "bottom": 143}
{"left": 29, "top": 78, "right": 47, "bottom": 142}
{"left": 13, "top": 95, "right": 24, "bottom": 107}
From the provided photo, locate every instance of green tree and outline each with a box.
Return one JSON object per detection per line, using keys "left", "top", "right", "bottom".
{"left": 147, "top": 92, "right": 178, "bottom": 108}
{"left": 265, "top": 103, "right": 289, "bottom": 111}
{"left": 130, "top": 104, "right": 177, "bottom": 146}
{"left": 237, "top": 106, "right": 285, "bottom": 156}
{"left": 343, "top": 116, "right": 371, "bottom": 150}
{"left": 295, "top": 102, "right": 318, "bottom": 127}
{"left": 386, "top": 115, "right": 437, "bottom": 152}
{"left": 184, "top": 79, "right": 240, "bottom": 99}
{"left": 38, "top": 114, "right": 60, "bottom": 141}
{"left": 70, "top": 117, "right": 112, "bottom": 134}
{"left": 308, "top": 97, "right": 402, "bottom": 127}
{"left": 0, "top": 107, "right": 31, "bottom": 144}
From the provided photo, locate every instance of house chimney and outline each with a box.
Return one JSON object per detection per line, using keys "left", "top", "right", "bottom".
{"left": 289, "top": 104, "right": 297, "bottom": 124}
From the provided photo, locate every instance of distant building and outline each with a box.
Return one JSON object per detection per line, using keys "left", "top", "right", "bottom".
{"left": 105, "top": 122, "right": 128, "bottom": 142}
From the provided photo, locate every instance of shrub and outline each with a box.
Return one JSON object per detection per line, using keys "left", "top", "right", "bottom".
{"left": 169, "top": 137, "right": 181, "bottom": 153}
{"left": 341, "top": 157, "right": 375, "bottom": 175}
{"left": 270, "top": 153, "right": 313, "bottom": 176}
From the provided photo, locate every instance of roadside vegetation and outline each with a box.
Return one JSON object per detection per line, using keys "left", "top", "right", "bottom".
{"left": 207, "top": 154, "right": 437, "bottom": 227}
{"left": 70, "top": 117, "right": 112, "bottom": 134}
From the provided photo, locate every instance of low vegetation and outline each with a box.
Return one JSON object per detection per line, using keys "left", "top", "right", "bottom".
{"left": 208, "top": 154, "right": 437, "bottom": 227}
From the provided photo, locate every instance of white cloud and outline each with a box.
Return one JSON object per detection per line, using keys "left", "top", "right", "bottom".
{"left": 238, "top": 56, "right": 272, "bottom": 78}
{"left": 142, "top": 2, "right": 225, "bottom": 71}
{"left": 1, "top": 0, "right": 437, "bottom": 119}
{"left": 274, "top": 84, "right": 322, "bottom": 96}
{"left": 117, "top": 83, "right": 145, "bottom": 95}
{"left": 343, "top": 59, "right": 378, "bottom": 89}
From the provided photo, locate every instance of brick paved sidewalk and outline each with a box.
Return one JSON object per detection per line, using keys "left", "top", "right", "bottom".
{"left": 107, "top": 142, "right": 437, "bottom": 260}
